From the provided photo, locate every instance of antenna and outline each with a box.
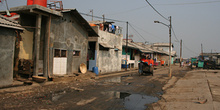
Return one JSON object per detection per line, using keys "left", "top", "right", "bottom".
{"left": 48, "top": 0, "right": 63, "bottom": 10}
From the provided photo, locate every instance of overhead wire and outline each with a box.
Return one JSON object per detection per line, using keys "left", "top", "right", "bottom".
{"left": 145, "top": 0, "right": 169, "bottom": 21}
{"left": 105, "top": 0, "right": 220, "bottom": 17}
{"left": 106, "top": 6, "right": 146, "bottom": 16}
{"left": 182, "top": 42, "right": 199, "bottom": 56}
{"left": 171, "top": 27, "right": 179, "bottom": 42}
{"left": 157, "top": 0, "right": 220, "bottom": 6}
{"left": 129, "top": 22, "right": 167, "bottom": 41}
{"left": 128, "top": 23, "right": 147, "bottom": 42}
{"left": 79, "top": 12, "right": 127, "bottom": 23}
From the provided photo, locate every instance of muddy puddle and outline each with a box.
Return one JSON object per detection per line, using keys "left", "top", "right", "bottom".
{"left": 102, "top": 91, "right": 159, "bottom": 110}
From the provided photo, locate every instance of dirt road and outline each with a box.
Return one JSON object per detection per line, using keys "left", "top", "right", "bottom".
{"left": 0, "top": 65, "right": 187, "bottom": 110}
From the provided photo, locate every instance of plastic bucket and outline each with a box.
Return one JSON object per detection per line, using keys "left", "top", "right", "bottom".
{"left": 93, "top": 67, "right": 99, "bottom": 75}
{"left": 33, "top": 0, "right": 47, "bottom": 7}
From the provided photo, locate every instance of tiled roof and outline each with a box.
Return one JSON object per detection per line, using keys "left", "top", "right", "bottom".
{"left": 0, "top": 14, "right": 23, "bottom": 30}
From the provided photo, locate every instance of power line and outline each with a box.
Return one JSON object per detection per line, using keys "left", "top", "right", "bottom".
{"left": 79, "top": 12, "right": 126, "bottom": 23}
{"left": 157, "top": 0, "right": 220, "bottom": 6}
{"left": 128, "top": 23, "right": 147, "bottom": 42}
{"left": 145, "top": 0, "right": 169, "bottom": 21}
{"left": 182, "top": 42, "right": 199, "bottom": 56}
{"left": 106, "top": 6, "right": 146, "bottom": 16}
{"left": 129, "top": 22, "right": 167, "bottom": 41}
{"left": 171, "top": 27, "right": 179, "bottom": 42}
{"left": 105, "top": 0, "right": 220, "bottom": 16}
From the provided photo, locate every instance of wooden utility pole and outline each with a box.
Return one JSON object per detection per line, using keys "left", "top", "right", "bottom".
{"left": 90, "top": 9, "right": 93, "bottom": 21}
{"left": 201, "top": 44, "right": 203, "bottom": 60}
{"left": 169, "top": 16, "right": 172, "bottom": 78}
{"left": 180, "top": 39, "right": 182, "bottom": 67}
{"left": 125, "top": 22, "right": 128, "bottom": 71}
{"left": 102, "top": 14, "right": 105, "bottom": 23}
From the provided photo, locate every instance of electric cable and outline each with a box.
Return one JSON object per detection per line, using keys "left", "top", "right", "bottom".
{"left": 129, "top": 22, "right": 167, "bottom": 41}
{"left": 79, "top": 12, "right": 127, "bottom": 23}
{"left": 145, "top": 0, "right": 169, "bottom": 21}
{"left": 182, "top": 42, "right": 199, "bottom": 56}
{"left": 128, "top": 23, "right": 147, "bottom": 42}
{"left": 157, "top": 0, "right": 220, "bottom": 6}
{"left": 171, "top": 27, "right": 180, "bottom": 42}
{"left": 106, "top": 6, "right": 147, "bottom": 16}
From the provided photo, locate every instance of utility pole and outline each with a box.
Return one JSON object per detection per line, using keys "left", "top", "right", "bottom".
{"left": 90, "top": 9, "right": 93, "bottom": 21}
{"left": 154, "top": 16, "right": 172, "bottom": 77}
{"left": 180, "top": 39, "right": 182, "bottom": 67}
{"left": 102, "top": 14, "right": 105, "bottom": 23}
{"left": 201, "top": 44, "right": 203, "bottom": 60}
{"left": 169, "top": 16, "right": 172, "bottom": 78}
{"left": 125, "top": 22, "right": 128, "bottom": 71}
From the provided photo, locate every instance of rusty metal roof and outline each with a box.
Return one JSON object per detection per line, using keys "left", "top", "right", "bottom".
{"left": 0, "top": 14, "right": 23, "bottom": 30}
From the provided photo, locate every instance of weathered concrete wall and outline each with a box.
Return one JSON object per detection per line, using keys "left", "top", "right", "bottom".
{"left": 134, "top": 53, "right": 140, "bottom": 68}
{"left": 50, "top": 13, "right": 89, "bottom": 74}
{"left": 19, "top": 14, "right": 35, "bottom": 60}
{"left": 0, "top": 27, "right": 15, "bottom": 86}
{"left": 19, "top": 29, "right": 34, "bottom": 59}
{"left": 97, "top": 30, "right": 122, "bottom": 74}
{"left": 161, "top": 55, "right": 169, "bottom": 65}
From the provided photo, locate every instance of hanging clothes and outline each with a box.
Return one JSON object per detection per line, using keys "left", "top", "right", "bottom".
{"left": 112, "top": 25, "right": 115, "bottom": 33}
{"left": 109, "top": 24, "right": 112, "bottom": 32}
{"left": 99, "top": 23, "right": 104, "bottom": 30}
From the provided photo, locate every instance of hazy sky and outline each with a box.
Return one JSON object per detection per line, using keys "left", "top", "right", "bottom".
{"left": 1, "top": 0, "right": 220, "bottom": 58}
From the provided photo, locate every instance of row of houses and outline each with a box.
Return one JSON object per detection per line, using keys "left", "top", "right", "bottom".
{"left": 0, "top": 5, "right": 176, "bottom": 87}
{"left": 122, "top": 39, "right": 176, "bottom": 69}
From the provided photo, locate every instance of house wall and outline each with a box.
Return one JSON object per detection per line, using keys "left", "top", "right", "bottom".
{"left": 0, "top": 27, "right": 15, "bottom": 86}
{"left": 50, "top": 13, "right": 89, "bottom": 74}
{"left": 19, "top": 14, "right": 35, "bottom": 60}
{"left": 122, "top": 47, "right": 140, "bottom": 68}
{"left": 161, "top": 55, "right": 169, "bottom": 65}
{"left": 19, "top": 29, "right": 34, "bottom": 59}
{"left": 97, "top": 30, "right": 122, "bottom": 74}
{"left": 159, "top": 47, "right": 173, "bottom": 54}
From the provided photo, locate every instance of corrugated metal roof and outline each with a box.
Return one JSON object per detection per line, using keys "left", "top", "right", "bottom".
{"left": 153, "top": 43, "right": 174, "bottom": 47}
{"left": 0, "top": 14, "right": 23, "bottom": 30}
{"left": 123, "top": 40, "right": 152, "bottom": 53}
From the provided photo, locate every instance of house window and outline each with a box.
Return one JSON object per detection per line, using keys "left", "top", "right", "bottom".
{"left": 73, "top": 50, "right": 80, "bottom": 56}
{"left": 54, "top": 49, "right": 67, "bottom": 57}
{"left": 61, "top": 50, "right": 67, "bottom": 57}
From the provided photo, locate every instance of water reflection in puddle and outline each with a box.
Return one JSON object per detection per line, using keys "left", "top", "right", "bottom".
{"left": 102, "top": 91, "right": 159, "bottom": 110}
{"left": 124, "top": 94, "right": 158, "bottom": 110}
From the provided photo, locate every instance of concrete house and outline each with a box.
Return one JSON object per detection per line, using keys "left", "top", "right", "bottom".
{"left": 87, "top": 21, "right": 123, "bottom": 74}
{"left": 0, "top": 15, "right": 23, "bottom": 86}
{"left": 152, "top": 43, "right": 176, "bottom": 65}
{"left": 1, "top": 5, "right": 98, "bottom": 79}
{"left": 122, "top": 39, "right": 152, "bottom": 68}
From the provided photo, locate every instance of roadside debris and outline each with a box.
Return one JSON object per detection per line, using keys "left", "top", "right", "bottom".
{"left": 195, "top": 99, "right": 207, "bottom": 104}
{"left": 70, "top": 87, "right": 84, "bottom": 92}
{"left": 76, "top": 97, "right": 97, "bottom": 106}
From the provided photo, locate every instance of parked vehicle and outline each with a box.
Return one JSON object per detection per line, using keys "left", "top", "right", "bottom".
{"left": 203, "top": 60, "right": 216, "bottom": 69}
{"left": 138, "top": 61, "right": 154, "bottom": 76}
